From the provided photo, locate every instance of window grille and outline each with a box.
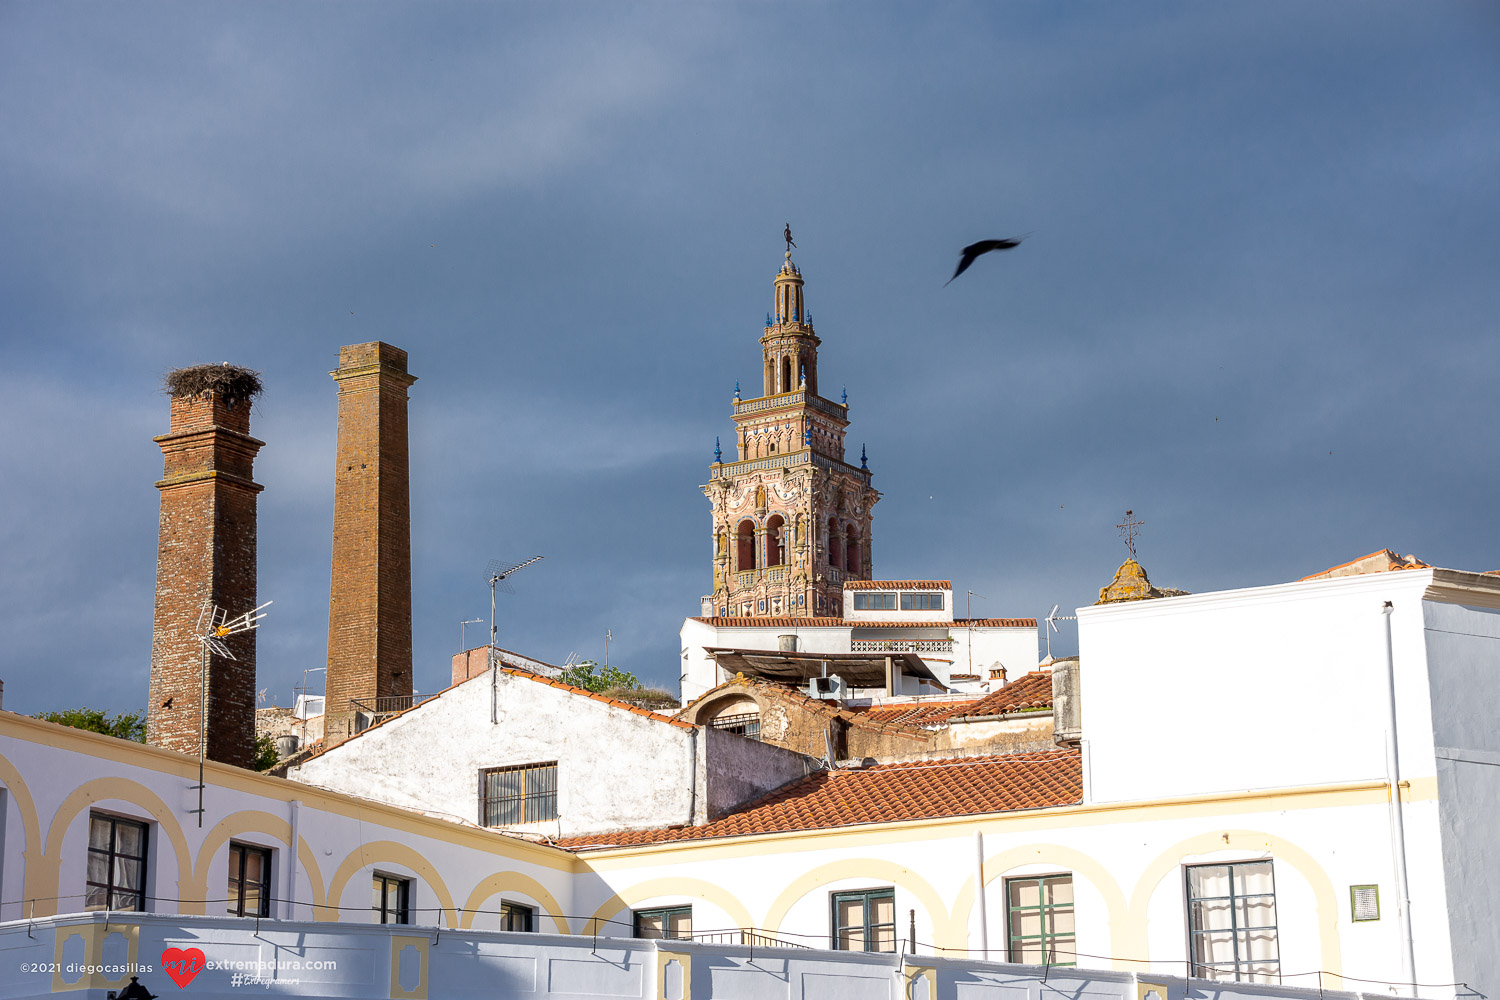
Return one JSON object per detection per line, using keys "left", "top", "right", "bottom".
{"left": 831, "top": 888, "right": 896, "bottom": 952}
{"left": 481, "top": 762, "right": 559, "bottom": 826}
{"left": 1350, "top": 885, "right": 1380, "bottom": 921}
{"left": 1188, "top": 861, "right": 1280, "bottom": 983}
{"left": 86, "top": 813, "right": 148, "bottom": 912}
{"left": 228, "top": 842, "right": 271, "bottom": 918}
{"left": 711, "top": 712, "right": 761, "bottom": 740}
{"left": 1006, "top": 874, "right": 1075, "bottom": 965}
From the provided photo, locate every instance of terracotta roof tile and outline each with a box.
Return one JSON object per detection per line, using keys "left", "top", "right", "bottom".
{"left": 843, "top": 580, "right": 951, "bottom": 590}
{"left": 554, "top": 748, "right": 1082, "bottom": 850}
{"left": 848, "top": 671, "right": 1053, "bottom": 727}
{"left": 690, "top": 617, "right": 1036, "bottom": 628}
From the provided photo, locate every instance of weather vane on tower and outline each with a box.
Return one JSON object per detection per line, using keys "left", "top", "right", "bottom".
{"left": 784, "top": 223, "right": 796, "bottom": 253}
{"left": 1116, "top": 509, "right": 1145, "bottom": 559}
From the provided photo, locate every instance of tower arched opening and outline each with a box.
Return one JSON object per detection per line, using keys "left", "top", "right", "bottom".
{"left": 845, "top": 525, "right": 860, "bottom": 574}
{"left": 736, "top": 519, "right": 757, "bottom": 572}
{"left": 766, "top": 515, "right": 786, "bottom": 567}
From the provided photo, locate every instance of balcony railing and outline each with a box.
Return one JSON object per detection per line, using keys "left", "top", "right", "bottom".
{"left": 350, "top": 694, "right": 438, "bottom": 732}
{"left": 851, "top": 639, "right": 955, "bottom": 654}
{"left": 688, "top": 927, "right": 812, "bottom": 949}
{"left": 733, "top": 391, "right": 846, "bottom": 420}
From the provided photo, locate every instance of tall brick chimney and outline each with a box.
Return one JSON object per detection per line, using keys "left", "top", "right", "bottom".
{"left": 148, "top": 365, "right": 265, "bottom": 768}
{"left": 324, "top": 342, "right": 416, "bottom": 743}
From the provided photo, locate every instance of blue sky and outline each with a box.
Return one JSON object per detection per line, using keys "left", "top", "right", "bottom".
{"left": 2, "top": 3, "right": 1497, "bottom": 714}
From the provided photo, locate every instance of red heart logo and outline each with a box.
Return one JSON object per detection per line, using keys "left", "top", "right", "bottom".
{"left": 160, "top": 947, "right": 206, "bottom": 989}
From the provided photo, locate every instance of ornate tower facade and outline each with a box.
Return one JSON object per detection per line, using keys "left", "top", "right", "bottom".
{"left": 701, "top": 248, "right": 879, "bottom": 619}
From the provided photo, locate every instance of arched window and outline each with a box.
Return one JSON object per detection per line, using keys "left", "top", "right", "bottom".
{"left": 827, "top": 517, "right": 840, "bottom": 568}
{"left": 736, "top": 520, "right": 757, "bottom": 572}
{"left": 782, "top": 356, "right": 792, "bottom": 394}
{"left": 766, "top": 515, "right": 785, "bottom": 567}
{"left": 845, "top": 525, "right": 860, "bottom": 574}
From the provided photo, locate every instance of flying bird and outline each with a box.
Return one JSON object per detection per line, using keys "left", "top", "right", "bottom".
{"left": 945, "top": 237, "right": 1024, "bottom": 286}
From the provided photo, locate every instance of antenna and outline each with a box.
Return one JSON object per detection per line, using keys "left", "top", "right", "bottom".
{"left": 188, "top": 599, "right": 271, "bottom": 827}
{"left": 1044, "top": 603, "right": 1078, "bottom": 660}
{"left": 486, "top": 556, "right": 544, "bottom": 650}
{"left": 460, "top": 618, "right": 483, "bottom": 652}
{"left": 563, "top": 652, "right": 581, "bottom": 669}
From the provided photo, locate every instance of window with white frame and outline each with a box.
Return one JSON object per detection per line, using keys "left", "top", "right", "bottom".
{"left": 86, "top": 813, "right": 148, "bottom": 911}
{"left": 1187, "top": 861, "right": 1280, "bottom": 983}
{"left": 852, "top": 592, "right": 896, "bottom": 611}
{"left": 1006, "top": 874, "right": 1075, "bottom": 965}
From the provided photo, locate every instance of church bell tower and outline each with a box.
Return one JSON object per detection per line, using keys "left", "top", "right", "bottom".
{"left": 701, "top": 237, "right": 879, "bottom": 619}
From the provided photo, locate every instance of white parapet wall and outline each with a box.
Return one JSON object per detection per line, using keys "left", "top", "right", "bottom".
{"left": 0, "top": 911, "right": 1423, "bottom": 1000}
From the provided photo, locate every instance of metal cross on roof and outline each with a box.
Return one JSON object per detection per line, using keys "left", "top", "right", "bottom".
{"left": 1116, "top": 509, "right": 1145, "bottom": 559}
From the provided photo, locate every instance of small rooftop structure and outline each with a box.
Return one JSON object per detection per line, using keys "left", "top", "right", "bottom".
{"left": 1302, "top": 548, "right": 1430, "bottom": 581}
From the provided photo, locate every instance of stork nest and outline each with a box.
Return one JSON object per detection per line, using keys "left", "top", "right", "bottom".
{"left": 163, "top": 364, "right": 263, "bottom": 406}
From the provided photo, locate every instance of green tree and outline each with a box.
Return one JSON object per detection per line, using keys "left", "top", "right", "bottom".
{"left": 36, "top": 707, "right": 148, "bottom": 743}
{"left": 558, "top": 659, "right": 640, "bottom": 693}
{"left": 253, "top": 733, "right": 281, "bottom": 772}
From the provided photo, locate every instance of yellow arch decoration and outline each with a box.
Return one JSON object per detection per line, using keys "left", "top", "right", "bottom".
{"left": 946, "top": 843, "right": 1132, "bottom": 969}
{"left": 587, "top": 877, "right": 757, "bottom": 938}
{"left": 0, "top": 751, "right": 45, "bottom": 904}
{"left": 460, "top": 871, "right": 571, "bottom": 934}
{"left": 761, "top": 858, "right": 953, "bottom": 949}
{"left": 1126, "top": 829, "right": 1342, "bottom": 979}
{"left": 37, "top": 777, "right": 193, "bottom": 916}
{"left": 325, "top": 840, "right": 457, "bottom": 928}
{"left": 189, "top": 809, "right": 292, "bottom": 899}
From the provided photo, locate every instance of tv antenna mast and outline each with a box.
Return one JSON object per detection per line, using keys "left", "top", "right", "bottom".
{"left": 188, "top": 599, "right": 271, "bottom": 827}
{"left": 486, "top": 556, "right": 544, "bottom": 650}
{"left": 1044, "top": 604, "right": 1077, "bottom": 660}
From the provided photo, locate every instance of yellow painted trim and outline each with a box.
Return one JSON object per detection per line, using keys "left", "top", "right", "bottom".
{"left": 49, "top": 920, "right": 140, "bottom": 993}
{"left": 0, "top": 714, "right": 577, "bottom": 872}
{"left": 298, "top": 838, "right": 328, "bottom": 913}
{"left": 656, "top": 949, "right": 692, "bottom": 1000}
{"left": 761, "top": 858, "right": 952, "bottom": 947}
{"left": 587, "top": 877, "right": 756, "bottom": 936}
{"left": 39, "top": 777, "right": 193, "bottom": 917}
{"left": 946, "top": 844, "right": 1131, "bottom": 969}
{"left": 326, "top": 841, "right": 457, "bottom": 928}
{"left": 459, "top": 871, "right": 570, "bottom": 934}
{"left": 0, "top": 751, "right": 45, "bottom": 906}
{"left": 389, "top": 933, "right": 429, "bottom": 1000}
{"left": 1138, "top": 981, "right": 1173, "bottom": 1000}
{"left": 580, "top": 778, "right": 1436, "bottom": 865}
{"left": 1125, "top": 829, "right": 1343, "bottom": 978}
{"left": 189, "top": 809, "right": 292, "bottom": 903}
{"left": 903, "top": 963, "right": 936, "bottom": 999}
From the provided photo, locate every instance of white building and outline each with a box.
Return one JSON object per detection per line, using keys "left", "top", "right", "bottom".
{"left": 1, "top": 555, "right": 1495, "bottom": 999}
{"left": 680, "top": 580, "right": 1040, "bottom": 702}
{"left": 289, "top": 663, "right": 812, "bottom": 839}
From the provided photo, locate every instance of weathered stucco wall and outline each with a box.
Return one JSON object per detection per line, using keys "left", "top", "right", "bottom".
{"left": 700, "top": 725, "right": 814, "bottom": 819}
{"left": 291, "top": 671, "right": 700, "bottom": 838}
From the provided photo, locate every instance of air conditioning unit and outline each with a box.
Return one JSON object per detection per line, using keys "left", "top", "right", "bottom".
{"left": 809, "top": 675, "right": 848, "bottom": 700}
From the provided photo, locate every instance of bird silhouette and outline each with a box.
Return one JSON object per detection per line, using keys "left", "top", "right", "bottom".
{"left": 945, "top": 237, "right": 1024, "bottom": 286}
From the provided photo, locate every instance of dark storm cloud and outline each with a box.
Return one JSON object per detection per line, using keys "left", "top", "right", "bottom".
{"left": 1, "top": 2, "right": 1497, "bottom": 714}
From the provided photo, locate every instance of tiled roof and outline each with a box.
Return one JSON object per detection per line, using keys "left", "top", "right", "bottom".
{"left": 843, "top": 580, "right": 951, "bottom": 590}
{"left": 690, "top": 617, "right": 1036, "bottom": 628}
{"left": 298, "top": 661, "right": 691, "bottom": 763}
{"left": 499, "top": 669, "right": 695, "bottom": 730}
{"left": 1301, "top": 549, "right": 1430, "bottom": 582}
{"left": 554, "top": 748, "right": 1082, "bottom": 850}
{"left": 850, "top": 671, "right": 1054, "bottom": 726}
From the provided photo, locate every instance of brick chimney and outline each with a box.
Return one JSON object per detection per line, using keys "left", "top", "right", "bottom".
{"left": 148, "top": 366, "right": 265, "bottom": 768}
{"left": 324, "top": 343, "right": 416, "bottom": 743}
